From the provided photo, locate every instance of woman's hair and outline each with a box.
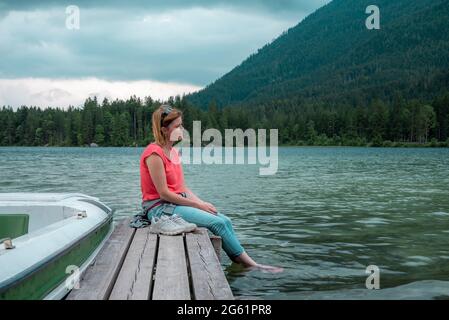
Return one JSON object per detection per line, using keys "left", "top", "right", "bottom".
{"left": 152, "top": 104, "right": 183, "bottom": 145}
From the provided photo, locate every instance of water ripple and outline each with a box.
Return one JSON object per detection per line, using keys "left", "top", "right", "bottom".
{"left": 1, "top": 146, "right": 449, "bottom": 299}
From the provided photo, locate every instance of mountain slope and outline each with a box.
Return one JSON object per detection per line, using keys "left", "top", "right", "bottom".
{"left": 186, "top": 0, "right": 449, "bottom": 109}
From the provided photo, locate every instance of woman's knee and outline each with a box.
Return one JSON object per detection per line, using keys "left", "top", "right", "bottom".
{"left": 218, "top": 213, "right": 233, "bottom": 228}
{"left": 208, "top": 214, "right": 232, "bottom": 234}
{"left": 209, "top": 217, "right": 228, "bottom": 234}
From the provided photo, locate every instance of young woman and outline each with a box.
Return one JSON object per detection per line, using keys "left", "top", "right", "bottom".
{"left": 140, "top": 104, "right": 283, "bottom": 272}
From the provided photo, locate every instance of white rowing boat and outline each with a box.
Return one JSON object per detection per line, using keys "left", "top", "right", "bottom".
{"left": 0, "top": 193, "right": 113, "bottom": 300}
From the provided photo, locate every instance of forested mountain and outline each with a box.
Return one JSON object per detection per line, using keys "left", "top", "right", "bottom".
{"left": 186, "top": 0, "right": 449, "bottom": 109}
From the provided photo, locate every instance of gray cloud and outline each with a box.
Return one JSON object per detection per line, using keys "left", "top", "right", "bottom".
{"left": 0, "top": 1, "right": 328, "bottom": 85}
{"left": 0, "top": 1, "right": 327, "bottom": 16}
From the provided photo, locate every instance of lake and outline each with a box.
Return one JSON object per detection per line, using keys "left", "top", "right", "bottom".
{"left": 1, "top": 146, "right": 449, "bottom": 299}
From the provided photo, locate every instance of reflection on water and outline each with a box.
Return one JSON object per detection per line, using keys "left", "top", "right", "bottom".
{"left": 1, "top": 146, "right": 449, "bottom": 299}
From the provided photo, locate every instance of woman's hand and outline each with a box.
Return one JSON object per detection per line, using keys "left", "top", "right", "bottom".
{"left": 195, "top": 201, "right": 218, "bottom": 215}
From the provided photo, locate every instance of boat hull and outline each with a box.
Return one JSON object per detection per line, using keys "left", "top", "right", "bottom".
{"left": 0, "top": 193, "right": 114, "bottom": 300}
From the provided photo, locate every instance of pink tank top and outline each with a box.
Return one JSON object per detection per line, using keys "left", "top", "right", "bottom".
{"left": 140, "top": 143, "right": 186, "bottom": 201}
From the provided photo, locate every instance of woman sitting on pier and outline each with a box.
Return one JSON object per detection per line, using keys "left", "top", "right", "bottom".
{"left": 140, "top": 104, "right": 283, "bottom": 273}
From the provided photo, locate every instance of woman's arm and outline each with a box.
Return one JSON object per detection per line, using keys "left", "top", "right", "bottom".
{"left": 184, "top": 187, "right": 202, "bottom": 203}
{"left": 185, "top": 187, "right": 217, "bottom": 213}
{"left": 146, "top": 155, "right": 217, "bottom": 214}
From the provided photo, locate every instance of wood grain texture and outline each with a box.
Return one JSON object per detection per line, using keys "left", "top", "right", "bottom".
{"left": 109, "top": 228, "right": 157, "bottom": 300}
{"left": 152, "top": 235, "right": 191, "bottom": 300}
{"left": 186, "top": 229, "right": 234, "bottom": 300}
{"left": 66, "top": 219, "right": 135, "bottom": 300}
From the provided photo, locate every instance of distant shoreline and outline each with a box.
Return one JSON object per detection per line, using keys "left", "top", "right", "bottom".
{"left": 1, "top": 143, "right": 448, "bottom": 149}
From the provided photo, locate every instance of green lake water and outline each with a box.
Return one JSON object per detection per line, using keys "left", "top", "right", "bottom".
{"left": 1, "top": 146, "right": 449, "bottom": 299}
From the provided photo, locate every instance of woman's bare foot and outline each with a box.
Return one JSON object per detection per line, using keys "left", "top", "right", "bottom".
{"left": 254, "top": 264, "right": 284, "bottom": 273}
{"left": 232, "top": 252, "right": 284, "bottom": 273}
{"left": 232, "top": 252, "right": 258, "bottom": 267}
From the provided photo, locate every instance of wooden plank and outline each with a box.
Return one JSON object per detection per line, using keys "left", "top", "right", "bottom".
{"left": 209, "top": 235, "right": 222, "bottom": 261}
{"left": 109, "top": 228, "right": 157, "bottom": 300}
{"left": 66, "top": 218, "right": 135, "bottom": 300}
{"left": 152, "top": 235, "right": 191, "bottom": 300}
{"left": 186, "top": 228, "right": 234, "bottom": 300}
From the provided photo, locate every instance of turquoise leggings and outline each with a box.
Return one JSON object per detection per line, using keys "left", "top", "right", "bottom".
{"left": 147, "top": 203, "right": 245, "bottom": 259}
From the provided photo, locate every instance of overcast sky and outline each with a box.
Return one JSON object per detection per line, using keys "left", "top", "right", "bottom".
{"left": 0, "top": 0, "right": 328, "bottom": 108}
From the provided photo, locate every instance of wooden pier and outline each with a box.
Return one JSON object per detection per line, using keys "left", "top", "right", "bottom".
{"left": 66, "top": 219, "right": 234, "bottom": 300}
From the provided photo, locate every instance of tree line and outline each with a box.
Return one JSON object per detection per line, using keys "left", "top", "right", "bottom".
{"left": 0, "top": 92, "right": 448, "bottom": 147}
